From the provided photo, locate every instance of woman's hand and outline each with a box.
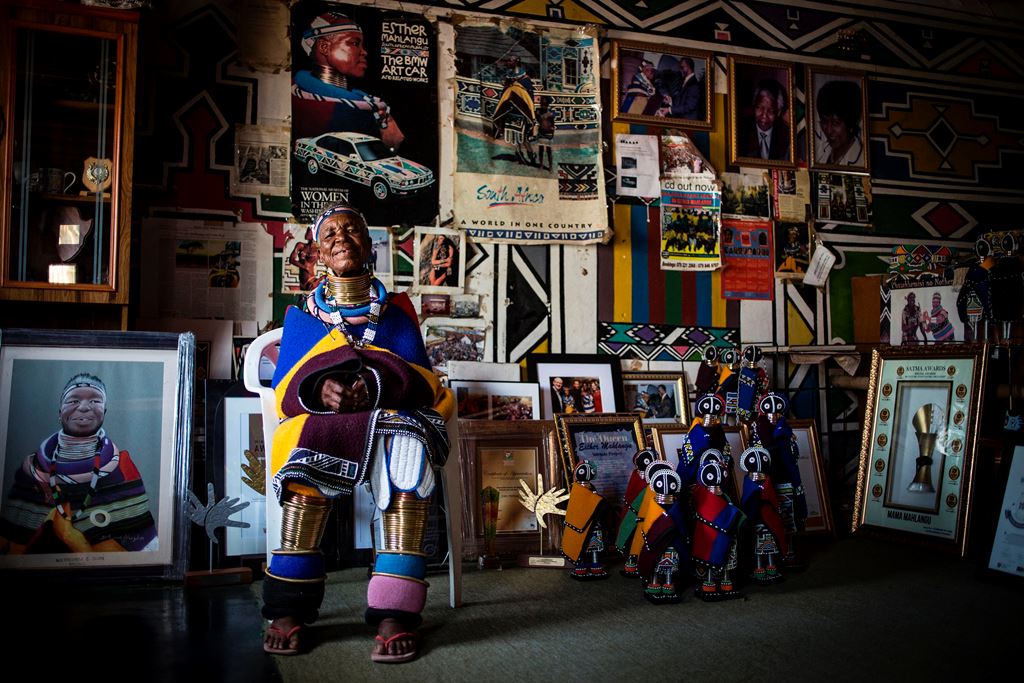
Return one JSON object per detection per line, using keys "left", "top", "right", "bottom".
{"left": 320, "top": 375, "right": 371, "bottom": 413}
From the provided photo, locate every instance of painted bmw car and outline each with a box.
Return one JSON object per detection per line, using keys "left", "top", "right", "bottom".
{"left": 293, "top": 132, "right": 435, "bottom": 200}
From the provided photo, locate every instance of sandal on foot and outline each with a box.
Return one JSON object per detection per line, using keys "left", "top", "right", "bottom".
{"left": 264, "top": 624, "right": 302, "bottom": 656}
{"left": 371, "top": 631, "right": 418, "bottom": 664}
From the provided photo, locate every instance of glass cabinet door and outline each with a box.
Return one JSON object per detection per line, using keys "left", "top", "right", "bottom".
{"left": 5, "top": 23, "right": 123, "bottom": 290}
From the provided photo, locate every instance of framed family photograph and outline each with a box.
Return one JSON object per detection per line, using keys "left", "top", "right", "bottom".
{"left": 421, "top": 317, "right": 490, "bottom": 374}
{"left": 789, "top": 419, "right": 834, "bottom": 535}
{"left": 554, "top": 413, "right": 645, "bottom": 508}
{"left": 611, "top": 40, "right": 712, "bottom": 130}
{"left": 451, "top": 380, "right": 541, "bottom": 421}
{"left": 413, "top": 226, "right": 465, "bottom": 294}
{"left": 623, "top": 371, "right": 691, "bottom": 424}
{"left": 526, "top": 353, "right": 623, "bottom": 419}
{"left": 458, "top": 420, "right": 563, "bottom": 558}
{"left": 853, "top": 344, "right": 987, "bottom": 555}
{"left": 728, "top": 56, "right": 796, "bottom": 168}
{"left": 807, "top": 67, "right": 869, "bottom": 172}
{"left": 0, "top": 329, "right": 194, "bottom": 577}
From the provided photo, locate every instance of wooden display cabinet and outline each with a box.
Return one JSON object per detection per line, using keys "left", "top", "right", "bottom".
{"left": 0, "top": 0, "right": 138, "bottom": 325}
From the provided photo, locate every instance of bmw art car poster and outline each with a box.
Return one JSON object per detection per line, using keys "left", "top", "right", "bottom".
{"left": 452, "top": 19, "right": 609, "bottom": 245}
{"left": 290, "top": 1, "right": 438, "bottom": 226}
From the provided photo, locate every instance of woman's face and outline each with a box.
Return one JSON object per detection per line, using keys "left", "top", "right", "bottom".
{"left": 319, "top": 32, "right": 367, "bottom": 78}
{"left": 819, "top": 113, "right": 850, "bottom": 152}
{"left": 60, "top": 387, "right": 106, "bottom": 437}
{"left": 317, "top": 212, "right": 371, "bottom": 276}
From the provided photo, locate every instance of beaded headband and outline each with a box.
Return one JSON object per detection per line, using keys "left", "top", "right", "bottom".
{"left": 311, "top": 204, "right": 367, "bottom": 243}
{"left": 61, "top": 373, "right": 107, "bottom": 406}
{"left": 302, "top": 12, "right": 361, "bottom": 56}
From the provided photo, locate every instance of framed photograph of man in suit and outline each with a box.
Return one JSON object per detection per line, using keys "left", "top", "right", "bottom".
{"left": 728, "top": 56, "right": 796, "bottom": 168}
{"left": 611, "top": 41, "right": 713, "bottom": 130}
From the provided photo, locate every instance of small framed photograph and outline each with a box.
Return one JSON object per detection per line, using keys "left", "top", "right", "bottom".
{"left": 728, "top": 56, "right": 796, "bottom": 168}
{"left": 883, "top": 284, "right": 965, "bottom": 346}
{"left": 458, "top": 420, "right": 563, "bottom": 557}
{"left": 623, "top": 371, "right": 691, "bottom": 424}
{"left": 222, "top": 395, "right": 268, "bottom": 557}
{"left": 0, "top": 329, "right": 194, "bottom": 577}
{"left": 420, "top": 293, "right": 452, "bottom": 317}
{"left": 450, "top": 380, "right": 541, "bottom": 421}
{"left": 611, "top": 40, "right": 713, "bottom": 130}
{"left": 554, "top": 413, "right": 645, "bottom": 506}
{"left": 789, "top": 419, "right": 834, "bottom": 535}
{"left": 368, "top": 226, "right": 394, "bottom": 289}
{"left": 853, "top": 344, "right": 987, "bottom": 555}
{"left": 985, "top": 439, "right": 1024, "bottom": 583}
{"left": 421, "top": 317, "right": 490, "bottom": 374}
{"left": 526, "top": 353, "right": 624, "bottom": 419}
{"left": 413, "top": 226, "right": 465, "bottom": 294}
{"left": 452, "top": 294, "right": 481, "bottom": 318}
{"left": 649, "top": 423, "right": 690, "bottom": 468}
{"left": 807, "top": 67, "right": 869, "bottom": 172}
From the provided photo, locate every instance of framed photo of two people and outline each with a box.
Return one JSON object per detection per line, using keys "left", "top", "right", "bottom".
{"left": 611, "top": 40, "right": 713, "bottom": 130}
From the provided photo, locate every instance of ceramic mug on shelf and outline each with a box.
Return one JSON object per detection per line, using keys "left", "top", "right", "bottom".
{"left": 33, "top": 168, "right": 77, "bottom": 194}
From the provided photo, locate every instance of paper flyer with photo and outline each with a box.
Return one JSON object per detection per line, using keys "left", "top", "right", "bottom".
{"left": 771, "top": 168, "right": 811, "bottom": 222}
{"left": 721, "top": 170, "right": 769, "bottom": 218}
{"left": 615, "top": 134, "right": 660, "bottom": 198}
{"left": 660, "top": 177, "right": 722, "bottom": 271}
{"left": 452, "top": 20, "right": 608, "bottom": 244}
{"left": 289, "top": 1, "right": 439, "bottom": 226}
{"left": 774, "top": 220, "right": 811, "bottom": 278}
{"left": 721, "top": 218, "right": 773, "bottom": 300}
{"left": 815, "top": 172, "right": 872, "bottom": 224}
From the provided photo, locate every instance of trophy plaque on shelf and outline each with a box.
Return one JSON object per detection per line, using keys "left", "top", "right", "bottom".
{"left": 516, "top": 474, "right": 569, "bottom": 568}
{"left": 82, "top": 156, "right": 113, "bottom": 196}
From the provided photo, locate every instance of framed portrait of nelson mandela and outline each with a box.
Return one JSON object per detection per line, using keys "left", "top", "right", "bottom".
{"left": 0, "top": 329, "right": 194, "bottom": 578}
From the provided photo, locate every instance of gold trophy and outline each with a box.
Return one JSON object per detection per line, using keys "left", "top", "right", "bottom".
{"left": 908, "top": 404, "right": 939, "bottom": 493}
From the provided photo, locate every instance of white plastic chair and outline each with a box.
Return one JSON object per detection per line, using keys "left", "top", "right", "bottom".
{"left": 243, "top": 326, "right": 463, "bottom": 608}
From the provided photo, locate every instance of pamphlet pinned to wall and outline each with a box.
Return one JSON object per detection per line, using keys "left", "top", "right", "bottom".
{"left": 802, "top": 241, "right": 836, "bottom": 287}
{"left": 615, "top": 134, "right": 660, "bottom": 198}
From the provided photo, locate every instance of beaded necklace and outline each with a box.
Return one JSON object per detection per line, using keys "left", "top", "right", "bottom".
{"left": 312, "top": 275, "right": 388, "bottom": 347}
{"left": 47, "top": 433, "right": 116, "bottom": 521}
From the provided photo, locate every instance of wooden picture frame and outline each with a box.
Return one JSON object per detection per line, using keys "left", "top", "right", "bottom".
{"left": 458, "top": 419, "right": 562, "bottom": 558}
{"left": 623, "top": 371, "right": 691, "bottom": 425}
{"left": 450, "top": 380, "right": 541, "bottom": 421}
{"left": 728, "top": 56, "right": 797, "bottom": 168}
{"left": 554, "top": 413, "right": 645, "bottom": 508}
{"left": 807, "top": 67, "right": 869, "bottom": 172}
{"left": 853, "top": 344, "right": 988, "bottom": 556}
{"left": 649, "top": 423, "right": 689, "bottom": 468}
{"left": 789, "top": 419, "right": 835, "bottom": 535}
{"left": 0, "top": 328, "right": 194, "bottom": 578}
{"left": 526, "top": 353, "right": 624, "bottom": 420}
{"left": 611, "top": 40, "right": 713, "bottom": 130}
